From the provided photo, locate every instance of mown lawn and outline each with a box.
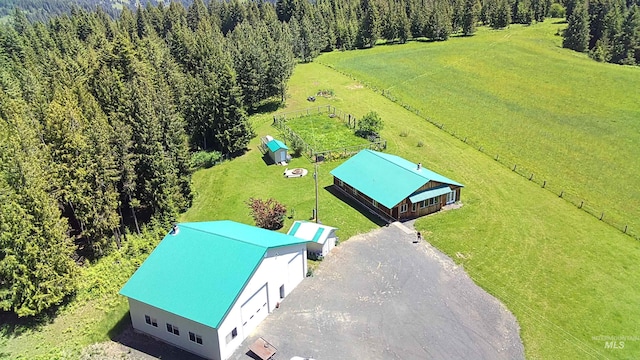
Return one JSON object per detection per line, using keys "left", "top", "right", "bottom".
{"left": 318, "top": 19, "right": 640, "bottom": 236}
{"left": 283, "top": 113, "right": 369, "bottom": 151}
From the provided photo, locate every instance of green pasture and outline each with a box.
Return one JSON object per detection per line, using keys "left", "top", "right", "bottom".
{"left": 319, "top": 20, "right": 640, "bottom": 236}
{"left": 283, "top": 113, "right": 369, "bottom": 151}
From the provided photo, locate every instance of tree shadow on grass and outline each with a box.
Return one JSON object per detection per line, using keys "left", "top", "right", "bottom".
{"left": 108, "top": 312, "right": 205, "bottom": 360}
{"left": 0, "top": 306, "right": 60, "bottom": 338}
{"left": 248, "top": 99, "right": 283, "bottom": 115}
{"left": 323, "top": 185, "right": 390, "bottom": 227}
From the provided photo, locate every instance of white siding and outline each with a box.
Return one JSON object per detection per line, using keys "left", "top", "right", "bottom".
{"left": 128, "top": 298, "right": 221, "bottom": 360}
{"left": 217, "top": 243, "right": 307, "bottom": 360}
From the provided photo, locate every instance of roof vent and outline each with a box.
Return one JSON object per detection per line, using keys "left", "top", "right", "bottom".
{"left": 417, "top": 162, "right": 422, "bottom": 170}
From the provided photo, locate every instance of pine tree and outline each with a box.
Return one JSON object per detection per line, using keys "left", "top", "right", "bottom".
{"left": 0, "top": 74, "right": 78, "bottom": 316}
{"left": 564, "top": 0, "right": 590, "bottom": 52}
{"left": 462, "top": 0, "right": 481, "bottom": 35}
{"left": 357, "top": 0, "right": 381, "bottom": 47}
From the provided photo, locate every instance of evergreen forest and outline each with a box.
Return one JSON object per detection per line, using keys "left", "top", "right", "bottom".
{"left": 0, "top": 0, "right": 639, "bottom": 319}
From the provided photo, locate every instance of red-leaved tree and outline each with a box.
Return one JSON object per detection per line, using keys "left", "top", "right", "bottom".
{"left": 247, "top": 198, "right": 287, "bottom": 230}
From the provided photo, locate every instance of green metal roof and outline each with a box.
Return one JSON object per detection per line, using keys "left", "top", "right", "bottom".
{"left": 330, "top": 150, "right": 463, "bottom": 208}
{"left": 119, "top": 221, "right": 307, "bottom": 329}
{"left": 266, "top": 139, "right": 288, "bottom": 152}
{"left": 409, "top": 185, "right": 452, "bottom": 203}
{"left": 287, "top": 221, "right": 337, "bottom": 244}
{"left": 311, "top": 228, "right": 325, "bottom": 243}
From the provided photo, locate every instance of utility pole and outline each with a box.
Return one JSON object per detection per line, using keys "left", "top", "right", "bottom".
{"left": 314, "top": 162, "right": 319, "bottom": 223}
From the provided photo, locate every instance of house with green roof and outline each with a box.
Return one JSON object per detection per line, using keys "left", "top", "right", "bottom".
{"left": 330, "top": 150, "right": 463, "bottom": 222}
{"left": 287, "top": 221, "right": 338, "bottom": 259}
{"left": 119, "top": 221, "right": 308, "bottom": 360}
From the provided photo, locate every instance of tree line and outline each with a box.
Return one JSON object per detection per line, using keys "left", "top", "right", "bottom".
{"left": 563, "top": 0, "right": 640, "bottom": 65}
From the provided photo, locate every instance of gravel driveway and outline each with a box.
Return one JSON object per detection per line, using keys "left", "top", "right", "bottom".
{"left": 230, "top": 222, "right": 524, "bottom": 360}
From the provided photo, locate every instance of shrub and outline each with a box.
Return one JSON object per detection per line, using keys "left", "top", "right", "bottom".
{"left": 289, "top": 136, "right": 305, "bottom": 158}
{"left": 399, "top": 130, "right": 409, "bottom": 137}
{"left": 549, "top": 3, "right": 566, "bottom": 18}
{"left": 417, "top": 141, "right": 424, "bottom": 147}
{"left": 355, "top": 111, "right": 384, "bottom": 139}
{"left": 190, "top": 150, "right": 222, "bottom": 169}
{"left": 247, "top": 198, "right": 287, "bottom": 230}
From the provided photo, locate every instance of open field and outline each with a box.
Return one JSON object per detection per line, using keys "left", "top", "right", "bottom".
{"left": 319, "top": 19, "right": 640, "bottom": 236}
{"left": 283, "top": 113, "right": 369, "bottom": 151}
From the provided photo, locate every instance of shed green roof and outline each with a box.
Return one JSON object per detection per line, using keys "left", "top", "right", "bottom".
{"left": 409, "top": 185, "right": 452, "bottom": 203}
{"left": 267, "top": 139, "right": 288, "bottom": 152}
{"left": 119, "top": 221, "right": 307, "bottom": 329}
{"left": 330, "top": 150, "right": 463, "bottom": 208}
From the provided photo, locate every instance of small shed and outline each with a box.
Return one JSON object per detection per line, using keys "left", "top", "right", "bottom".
{"left": 287, "top": 221, "right": 338, "bottom": 259}
{"left": 266, "top": 139, "right": 289, "bottom": 164}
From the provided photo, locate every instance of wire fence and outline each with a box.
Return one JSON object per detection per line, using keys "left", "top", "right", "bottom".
{"left": 317, "top": 61, "right": 638, "bottom": 242}
{"left": 273, "top": 106, "right": 387, "bottom": 162}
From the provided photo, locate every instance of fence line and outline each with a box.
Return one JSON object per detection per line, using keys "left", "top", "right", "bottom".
{"left": 316, "top": 61, "right": 638, "bottom": 242}
{"left": 273, "top": 106, "right": 386, "bottom": 162}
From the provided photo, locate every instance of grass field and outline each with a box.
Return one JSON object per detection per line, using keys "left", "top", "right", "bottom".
{"left": 2, "top": 20, "right": 639, "bottom": 360}
{"left": 283, "top": 113, "right": 369, "bottom": 151}
{"left": 318, "top": 20, "right": 640, "bottom": 236}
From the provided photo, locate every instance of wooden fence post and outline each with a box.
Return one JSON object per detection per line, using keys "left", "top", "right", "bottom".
{"left": 600, "top": 212, "right": 604, "bottom": 220}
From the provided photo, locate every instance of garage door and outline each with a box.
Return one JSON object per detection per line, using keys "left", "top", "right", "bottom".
{"left": 288, "top": 252, "right": 304, "bottom": 289}
{"left": 241, "top": 283, "right": 268, "bottom": 334}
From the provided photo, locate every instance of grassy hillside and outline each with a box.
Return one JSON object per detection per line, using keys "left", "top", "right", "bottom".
{"left": 318, "top": 20, "right": 640, "bottom": 237}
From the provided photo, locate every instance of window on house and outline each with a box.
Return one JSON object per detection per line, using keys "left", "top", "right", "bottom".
{"left": 372, "top": 199, "right": 377, "bottom": 207}
{"left": 412, "top": 203, "right": 416, "bottom": 212}
{"left": 400, "top": 204, "right": 408, "bottom": 213}
{"left": 196, "top": 335, "right": 203, "bottom": 344}
{"left": 152, "top": 318, "right": 157, "bottom": 327}
{"left": 420, "top": 200, "right": 427, "bottom": 208}
{"left": 338, "top": 179, "right": 344, "bottom": 187}
{"left": 428, "top": 197, "right": 437, "bottom": 206}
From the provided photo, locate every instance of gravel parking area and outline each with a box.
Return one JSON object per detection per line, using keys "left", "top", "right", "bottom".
{"left": 231, "top": 223, "right": 524, "bottom": 360}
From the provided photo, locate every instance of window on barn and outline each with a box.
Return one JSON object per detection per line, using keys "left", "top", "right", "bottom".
{"left": 420, "top": 200, "right": 427, "bottom": 208}
{"left": 166, "top": 323, "right": 179, "bottom": 336}
{"left": 412, "top": 203, "right": 416, "bottom": 212}
{"left": 400, "top": 204, "right": 408, "bottom": 213}
{"left": 338, "top": 179, "right": 344, "bottom": 187}
{"left": 226, "top": 327, "right": 238, "bottom": 344}
{"left": 428, "top": 197, "right": 437, "bottom": 206}
{"left": 189, "top": 331, "right": 203, "bottom": 344}
{"left": 372, "top": 199, "right": 377, "bottom": 207}
{"left": 145, "top": 315, "right": 157, "bottom": 327}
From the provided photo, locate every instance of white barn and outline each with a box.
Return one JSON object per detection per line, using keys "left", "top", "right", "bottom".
{"left": 119, "top": 221, "right": 308, "bottom": 360}
{"left": 287, "top": 221, "right": 338, "bottom": 259}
